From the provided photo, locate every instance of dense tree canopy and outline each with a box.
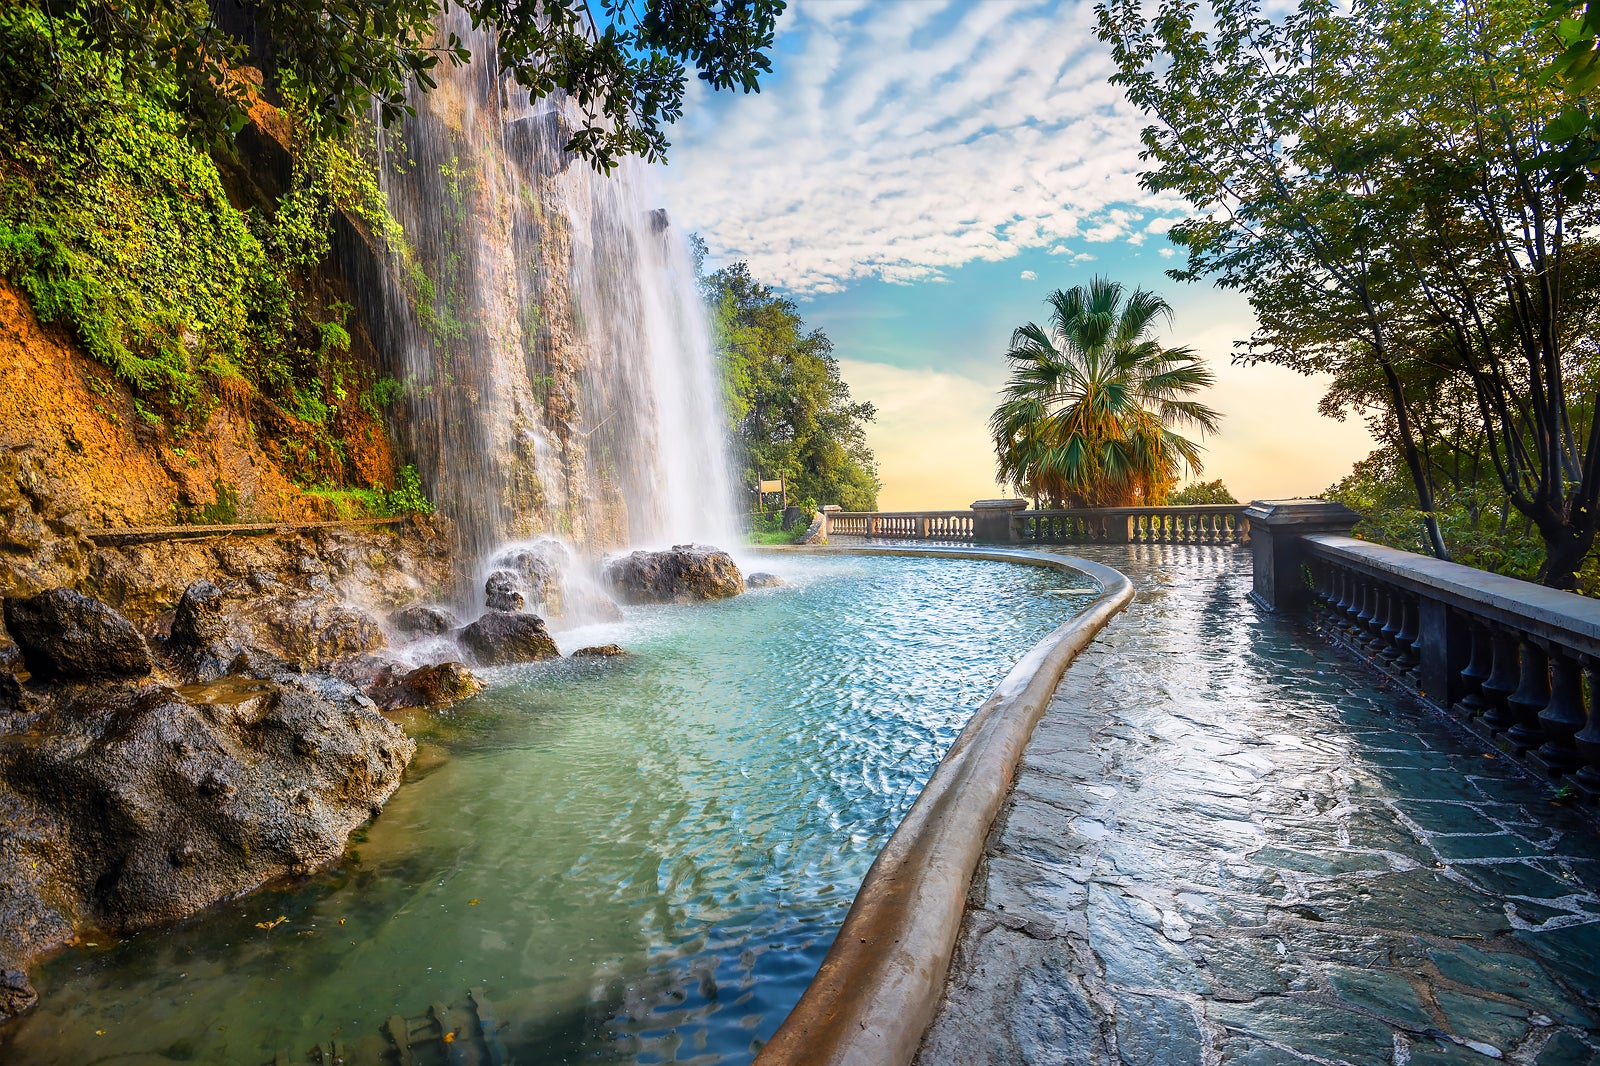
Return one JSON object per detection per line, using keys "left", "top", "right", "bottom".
{"left": 701, "top": 261, "right": 880, "bottom": 513}
{"left": 1098, "top": 0, "right": 1600, "bottom": 588}
{"left": 991, "top": 278, "right": 1220, "bottom": 508}
{"left": 40, "top": 0, "right": 784, "bottom": 168}
{"left": 1169, "top": 479, "right": 1238, "bottom": 506}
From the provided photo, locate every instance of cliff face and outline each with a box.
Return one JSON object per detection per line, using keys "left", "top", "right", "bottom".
{"left": 0, "top": 283, "right": 368, "bottom": 530}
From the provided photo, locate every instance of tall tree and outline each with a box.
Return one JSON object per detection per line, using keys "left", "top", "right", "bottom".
{"left": 35, "top": 0, "right": 785, "bottom": 169}
{"left": 991, "top": 277, "right": 1220, "bottom": 508}
{"left": 1098, "top": 0, "right": 1600, "bottom": 587}
{"left": 704, "top": 262, "right": 880, "bottom": 511}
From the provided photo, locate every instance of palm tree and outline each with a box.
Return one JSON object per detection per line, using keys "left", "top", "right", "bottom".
{"left": 991, "top": 277, "right": 1221, "bottom": 507}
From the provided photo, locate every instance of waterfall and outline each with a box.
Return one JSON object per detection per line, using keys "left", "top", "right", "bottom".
{"left": 349, "top": 14, "right": 739, "bottom": 587}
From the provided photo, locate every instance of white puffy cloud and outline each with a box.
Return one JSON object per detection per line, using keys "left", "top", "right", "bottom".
{"left": 1020, "top": 270, "right": 1037, "bottom": 281}
{"left": 660, "top": 0, "right": 1185, "bottom": 293}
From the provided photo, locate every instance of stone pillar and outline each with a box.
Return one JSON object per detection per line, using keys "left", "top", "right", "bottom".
{"left": 821, "top": 505, "right": 840, "bottom": 539}
{"left": 1242, "top": 499, "right": 1361, "bottom": 612}
{"left": 1106, "top": 512, "right": 1132, "bottom": 544}
{"left": 970, "top": 499, "right": 1026, "bottom": 544}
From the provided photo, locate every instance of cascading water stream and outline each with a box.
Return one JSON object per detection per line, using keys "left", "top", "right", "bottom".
{"left": 351, "top": 13, "right": 738, "bottom": 598}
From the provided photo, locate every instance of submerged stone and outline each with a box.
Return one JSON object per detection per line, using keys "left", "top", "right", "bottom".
{"left": 572, "top": 644, "right": 626, "bottom": 658}
{"left": 747, "top": 572, "right": 785, "bottom": 588}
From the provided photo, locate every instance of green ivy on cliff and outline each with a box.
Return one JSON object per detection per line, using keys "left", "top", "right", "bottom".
{"left": 0, "top": 4, "right": 422, "bottom": 510}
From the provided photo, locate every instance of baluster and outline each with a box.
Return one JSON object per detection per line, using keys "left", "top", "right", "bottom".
{"left": 1342, "top": 574, "right": 1364, "bottom": 633}
{"left": 1307, "top": 559, "right": 1327, "bottom": 604}
{"left": 1393, "top": 595, "right": 1420, "bottom": 674}
{"left": 1330, "top": 567, "right": 1352, "bottom": 616}
{"left": 1573, "top": 660, "right": 1600, "bottom": 797}
{"left": 1350, "top": 578, "right": 1375, "bottom": 640}
{"left": 1504, "top": 638, "right": 1551, "bottom": 752}
{"left": 1360, "top": 582, "right": 1385, "bottom": 650}
{"left": 1534, "top": 648, "right": 1586, "bottom": 775}
{"left": 1478, "top": 630, "right": 1522, "bottom": 733}
{"left": 1321, "top": 563, "right": 1338, "bottom": 607}
{"left": 1456, "top": 622, "right": 1493, "bottom": 716}
{"left": 1378, "top": 586, "right": 1403, "bottom": 660}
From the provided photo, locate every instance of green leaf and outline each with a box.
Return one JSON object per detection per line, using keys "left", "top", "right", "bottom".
{"left": 1546, "top": 106, "right": 1590, "bottom": 142}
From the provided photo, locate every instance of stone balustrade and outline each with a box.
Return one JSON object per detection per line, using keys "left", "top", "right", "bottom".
{"left": 823, "top": 510, "right": 976, "bottom": 540}
{"left": 819, "top": 501, "right": 1248, "bottom": 545}
{"left": 1245, "top": 499, "right": 1600, "bottom": 800}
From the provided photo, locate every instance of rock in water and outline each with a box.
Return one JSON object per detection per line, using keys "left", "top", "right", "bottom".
{"left": 747, "top": 572, "right": 785, "bottom": 589}
{"left": 490, "top": 541, "right": 569, "bottom": 607}
{"left": 0, "top": 652, "right": 414, "bottom": 1015}
{"left": 603, "top": 545, "right": 745, "bottom": 604}
{"left": 374, "top": 662, "right": 484, "bottom": 709}
{"left": 572, "top": 644, "right": 626, "bottom": 658}
{"left": 484, "top": 569, "right": 526, "bottom": 612}
{"left": 458, "top": 612, "right": 560, "bottom": 665}
{"left": 388, "top": 604, "right": 459, "bottom": 636}
{"left": 243, "top": 596, "right": 386, "bottom": 667}
{"left": 2, "top": 587, "right": 153, "bottom": 680}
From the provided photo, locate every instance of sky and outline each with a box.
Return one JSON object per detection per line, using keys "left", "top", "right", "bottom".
{"left": 658, "top": 0, "right": 1375, "bottom": 511}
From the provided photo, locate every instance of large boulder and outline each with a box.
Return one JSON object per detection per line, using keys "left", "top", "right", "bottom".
{"left": 603, "top": 544, "right": 745, "bottom": 604}
{"left": 490, "top": 540, "right": 569, "bottom": 608}
{"left": 166, "top": 580, "right": 236, "bottom": 681}
{"left": 388, "top": 604, "right": 459, "bottom": 637}
{"left": 238, "top": 594, "right": 387, "bottom": 667}
{"left": 0, "top": 651, "right": 414, "bottom": 1017}
{"left": 1, "top": 588, "right": 154, "bottom": 680}
{"left": 458, "top": 612, "right": 560, "bottom": 666}
{"left": 484, "top": 569, "right": 525, "bottom": 612}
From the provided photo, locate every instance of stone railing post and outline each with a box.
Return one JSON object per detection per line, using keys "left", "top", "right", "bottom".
{"left": 821, "top": 505, "right": 840, "bottom": 539}
{"left": 1242, "top": 499, "right": 1360, "bottom": 611}
{"left": 970, "top": 499, "right": 1026, "bottom": 544}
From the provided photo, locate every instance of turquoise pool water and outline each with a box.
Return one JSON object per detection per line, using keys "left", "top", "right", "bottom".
{"left": 0, "top": 553, "right": 1094, "bottom": 1065}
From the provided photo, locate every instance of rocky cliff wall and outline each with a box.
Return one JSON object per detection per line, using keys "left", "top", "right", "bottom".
{"left": 0, "top": 281, "right": 398, "bottom": 530}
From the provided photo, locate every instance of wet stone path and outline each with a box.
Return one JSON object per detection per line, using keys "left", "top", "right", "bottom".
{"left": 917, "top": 545, "right": 1600, "bottom": 1066}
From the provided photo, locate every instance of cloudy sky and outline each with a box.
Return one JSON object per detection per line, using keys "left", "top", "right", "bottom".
{"left": 659, "top": 0, "right": 1374, "bottom": 510}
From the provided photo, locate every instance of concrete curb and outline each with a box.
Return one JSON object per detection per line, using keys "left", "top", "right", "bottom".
{"left": 752, "top": 545, "right": 1135, "bottom": 1066}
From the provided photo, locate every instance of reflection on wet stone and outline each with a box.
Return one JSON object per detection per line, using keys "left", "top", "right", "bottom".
{"left": 918, "top": 545, "right": 1600, "bottom": 1066}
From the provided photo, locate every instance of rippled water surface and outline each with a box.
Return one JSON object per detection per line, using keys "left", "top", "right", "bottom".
{"left": 2, "top": 553, "right": 1093, "bottom": 1065}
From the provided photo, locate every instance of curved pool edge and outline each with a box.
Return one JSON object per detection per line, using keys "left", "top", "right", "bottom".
{"left": 751, "top": 545, "right": 1135, "bottom": 1066}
